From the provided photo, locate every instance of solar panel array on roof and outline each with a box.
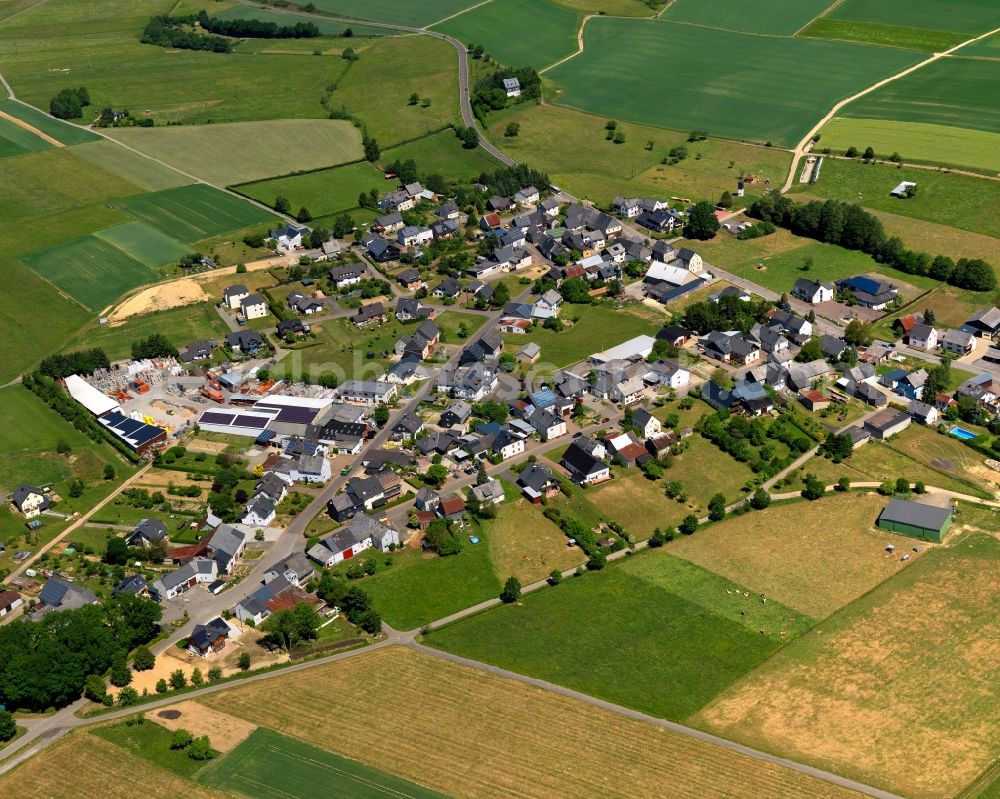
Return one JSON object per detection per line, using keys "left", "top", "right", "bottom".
{"left": 845, "top": 276, "right": 881, "bottom": 295}
{"left": 529, "top": 388, "right": 556, "bottom": 408}
{"left": 272, "top": 405, "right": 318, "bottom": 424}
{"left": 234, "top": 414, "right": 268, "bottom": 429}
{"left": 200, "top": 411, "right": 236, "bottom": 425}
{"left": 100, "top": 410, "right": 166, "bottom": 447}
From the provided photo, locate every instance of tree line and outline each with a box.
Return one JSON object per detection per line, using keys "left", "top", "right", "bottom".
{"left": 195, "top": 10, "right": 320, "bottom": 39}
{"left": 38, "top": 347, "right": 109, "bottom": 379}
{"left": 141, "top": 15, "right": 233, "bottom": 52}
{"left": 749, "top": 193, "right": 996, "bottom": 292}
{"left": 0, "top": 593, "right": 161, "bottom": 711}
{"left": 49, "top": 86, "right": 90, "bottom": 120}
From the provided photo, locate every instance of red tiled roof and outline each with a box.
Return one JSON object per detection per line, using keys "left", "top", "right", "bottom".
{"left": 265, "top": 586, "right": 320, "bottom": 613}
{"left": 440, "top": 497, "right": 465, "bottom": 515}
{"left": 618, "top": 443, "right": 647, "bottom": 461}
{"left": 800, "top": 389, "right": 826, "bottom": 402}
{"left": 0, "top": 590, "right": 21, "bottom": 608}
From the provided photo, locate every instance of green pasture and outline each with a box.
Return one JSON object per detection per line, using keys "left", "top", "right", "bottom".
{"left": 841, "top": 57, "right": 1000, "bottom": 136}
{"left": 212, "top": 4, "right": 389, "bottom": 36}
{"left": 0, "top": 99, "right": 100, "bottom": 144}
{"left": 238, "top": 161, "right": 383, "bottom": 217}
{"left": 21, "top": 234, "right": 158, "bottom": 312}
{"left": 662, "top": 0, "right": 833, "bottom": 36}
{"left": 818, "top": 117, "right": 1000, "bottom": 173}
{"left": 304, "top": 0, "right": 476, "bottom": 27}
{"left": 800, "top": 18, "right": 969, "bottom": 52}
{"left": 70, "top": 140, "right": 192, "bottom": 192}
{"left": 546, "top": 18, "right": 920, "bottom": 147}
{"left": 200, "top": 727, "right": 448, "bottom": 799}
{"left": 0, "top": 113, "right": 51, "bottom": 157}
{"left": 114, "top": 184, "right": 276, "bottom": 243}
{"left": 433, "top": 0, "right": 580, "bottom": 70}
{"left": 94, "top": 221, "right": 191, "bottom": 267}
{"left": 828, "top": 0, "right": 1000, "bottom": 35}
{"left": 382, "top": 129, "right": 502, "bottom": 180}
{"left": 107, "top": 119, "right": 364, "bottom": 186}
{"left": 426, "top": 550, "right": 813, "bottom": 721}
{"left": 798, "top": 158, "right": 1000, "bottom": 240}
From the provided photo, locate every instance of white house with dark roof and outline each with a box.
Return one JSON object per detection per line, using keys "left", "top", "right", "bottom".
{"left": 10, "top": 485, "right": 47, "bottom": 519}
{"left": 240, "top": 293, "right": 269, "bottom": 320}
{"left": 502, "top": 77, "right": 520, "bottom": 97}
{"left": 223, "top": 284, "right": 249, "bottom": 310}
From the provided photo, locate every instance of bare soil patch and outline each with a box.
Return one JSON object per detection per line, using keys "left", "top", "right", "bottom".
{"left": 151, "top": 700, "right": 256, "bottom": 752}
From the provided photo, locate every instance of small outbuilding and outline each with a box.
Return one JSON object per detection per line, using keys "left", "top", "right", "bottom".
{"left": 876, "top": 498, "right": 952, "bottom": 543}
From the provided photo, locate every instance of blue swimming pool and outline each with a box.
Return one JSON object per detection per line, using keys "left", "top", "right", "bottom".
{"left": 950, "top": 427, "right": 978, "bottom": 441}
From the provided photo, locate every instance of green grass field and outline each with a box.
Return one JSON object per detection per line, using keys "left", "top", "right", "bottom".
{"left": 819, "top": 117, "right": 1000, "bottom": 173}
{"left": 486, "top": 103, "right": 790, "bottom": 205}
{"left": 546, "top": 18, "right": 919, "bottom": 147}
{"left": 502, "top": 302, "right": 657, "bottom": 368}
{"left": 696, "top": 532, "right": 1000, "bottom": 799}
{"left": 212, "top": 4, "right": 389, "bottom": 36}
{"left": 200, "top": 727, "right": 448, "bottom": 799}
{"left": 275, "top": 316, "right": 402, "bottom": 383}
{"left": 800, "top": 18, "right": 969, "bottom": 52}
{"left": 65, "top": 301, "right": 232, "bottom": 360}
{"left": 551, "top": 0, "right": 655, "bottom": 15}
{"left": 0, "top": 113, "right": 51, "bottom": 157}
{"left": 383, "top": 129, "right": 502, "bottom": 179}
{"left": 70, "top": 140, "right": 192, "bottom": 192}
{"left": 828, "top": 0, "right": 1000, "bottom": 35}
{"left": 107, "top": 120, "right": 364, "bottom": 186}
{"left": 427, "top": 550, "right": 813, "bottom": 721}
{"left": 21, "top": 234, "right": 160, "bottom": 312}
{"left": 238, "top": 161, "right": 383, "bottom": 218}
{"left": 841, "top": 57, "right": 1000, "bottom": 139}
{"left": 433, "top": 309, "right": 488, "bottom": 343}
{"left": 93, "top": 720, "right": 214, "bottom": 781}
{"left": 798, "top": 158, "right": 1000, "bottom": 239}
{"left": 94, "top": 221, "right": 191, "bottom": 267}
{"left": 433, "top": 0, "right": 580, "bottom": 70}
{"left": 114, "top": 184, "right": 276, "bottom": 243}
{"left": 305, "top": 0, "right": 475, "bottom": 26}
{"left": 662, "top": 0, "right": 833, "bottom": 36}
{"left": 0, "top": 99, "right": 100, "bottom": 144}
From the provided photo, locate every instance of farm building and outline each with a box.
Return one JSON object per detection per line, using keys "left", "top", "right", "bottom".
{"left": 876, "top": 499, "right": 952, "bottom": 543}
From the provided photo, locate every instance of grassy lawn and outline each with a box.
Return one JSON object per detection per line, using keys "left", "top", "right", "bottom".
{"left": 695, "top": 532, "right": 1000, "bottom": 799}
{"left": 872, "top": 283, "right": 986, "bottom": 340}
{"left": 433, "top": 309, "right": 487, "bottom": 344}
{"left": 426, "top": 549, "right": 813, "bottom": 722}
{"left": 818, "top": 117, "right": 1000, "bottom": 174}
{"left": 65, "top": 302, "right": 232, "bottom": 361}
{"left": 92, "top": 720, "right": 214, "bottom": 780}
{"left": 334, "top": 536, "right": 501, "bottom": 630}
{"left": 381, "top": 129, "right": 502, "bottom": 181}
{"left": 275, "top": 316, "right": 403, "bottom": 383}
{"left": 237, "top": 161, "right": 383, "bottom": 218}
{"left": 795, "top": 157, "right": 1000, "bottom": 240}
{"left": 502, "top": 302, "right": 657, "bottom": 368}
{"left": 863, "top": 206, "right": 1000, "bottom": 267}
{"left": 878, "top": 423, "right": 1000, "bottom": 497}
{"left": 669, "top": 493, "right": 926, "bottom": 619}
{"left": 487, "top": 103, "right": 791, "bottom": 206}
{"left": 483, "top": 495, "right": 582, "bottom": 584}
{"left": 106, "top": 120, "right": 363, "bottom": 186}
{"left": 433, "top": 0, "right": 580, "bottom": 70}
{"left": 546, "top": 18, "right": 919, "bottom": 147}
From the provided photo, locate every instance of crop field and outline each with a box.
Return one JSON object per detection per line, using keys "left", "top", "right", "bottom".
{"left": 546, "top": 19, "right": 919, "bottom": 147}
{"left": 485, "top": 495, "right": 582, "bottom": 584}
{"left": 199, "top": 727, "right": 447, "bottom": 799}
{"left": 201, "top": 646, "right": 864, "bottom": 799}
{"left": 797, "top": 158, "right": 1000, "bottom": 240}
{"left": 70, "top": 140, "right": 192, "bottom": 191}
{"left": 306, "top": 0, "right": 476, "bottom": 27}
{"left": 820, "top": 118, "right": 1000, "bottom": 174}
{"left": 0, "top": 99, "right": 99, "bottom": 144}
{"left": 0, "top": 113, "right": 51, "bottom": 157}
{"left": 212, "top": 5, "right": 388, "bottom": 36}
{"left": 550, "top": 0, "right": 654, "bottom": 16}
{"left": 696, "top": 532, "right": 1000, "bottom": 799}
{"left": 827, "top": 0, "right": 1000, "bottom": 36}
{"left": 433, "top": 0, "right": 580, "bottom": 70}
{"left": 800, "top": 18, "right": 969, "bottom": 52}
{"left": 0, "top": 732, "right": 229, "bottom": 799}
{"left": 114, "top": 184, "right": 276, "bottom": 243}
{"left": 487, "top": 104, "right": 790, "bottom": 205}
{"left": 108, "top": 120, "right": 364, "bottom": 186}
{"left": 95, "top": 221, "right": 191, "bottom": 267}
{"left": 64, "top": 301, "right": 231, "bottom": 360}
{"left": 238, "top": 161, "right": 383, "bottom": 217}
{"left": 840, "top": 58, "right": 1000, "bottom": 141}
{"left": 21, "top": 234, "right": 159, "bottom": 312}
{"left": 428, "top": 551, "right": 814, "bottom": 721}
{"left": 669, "top": 494, "right": 926, "bottom": 619}
{"left": 662, "top": 0, "right": 833, "bottom": 36}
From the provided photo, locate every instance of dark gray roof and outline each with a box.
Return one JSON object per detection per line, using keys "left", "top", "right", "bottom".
{"left": 879, "top": 499, "right": 951, "bottom": 531}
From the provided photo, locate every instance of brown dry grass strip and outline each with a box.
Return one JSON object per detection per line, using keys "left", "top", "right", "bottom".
{"left": 0, "top": 109, "right": 63, "bottom": 147}
{"left": 200, "top": 645, "right": 864, "bottom": 799}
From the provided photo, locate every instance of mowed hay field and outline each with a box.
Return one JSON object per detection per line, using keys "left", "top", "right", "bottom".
{"left": 427, "top": 551, "right": 814, "bottom": 722}
{"left": 545, "top": 19, "right": 919, "bottom": 147}
{"left": 695, "top": 533, "right": 1000, "bottom": 799}
{"left": 668, "top": 494, "right": 928, "bottom": 620}
{"left": 114, "top": 184, "right": 276, "bottom": 243}
{"left": 200, "top": 645, "right": 866, "bottom": 799}
{"left": 0, "top": 732, "right": 229, "bottom": 799}
{"left": 485, "top": 495, "right": 582, "bottom": 584}
{"left": 819, "top": 117, "right": 1000, "bottom": 173}
{"left": 199, "top": 727, "right": 448, "bottom": 799}
{"left": 433, "top": 0, "right": 580, "bottom": 70}
{"left": 662, "top": 0, "right": 834, "bottom": 36}
{"left": 108, "top": 120, "right": 364, "bottom": 186}
{"left": 71, "top": 140, "right": 192, "bottom": 192}
{"left": 0, "top": 113, "right": 52, "bottom": 158}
